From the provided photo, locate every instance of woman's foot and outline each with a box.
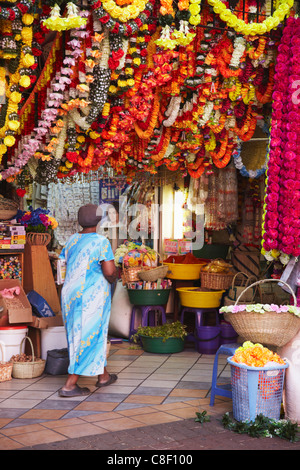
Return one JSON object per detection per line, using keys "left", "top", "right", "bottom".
{"left": 59, "top": 384, "right": 90, "bottom": 397}
{"left": 95, "top": 373, "right": 118, "bottom": 388}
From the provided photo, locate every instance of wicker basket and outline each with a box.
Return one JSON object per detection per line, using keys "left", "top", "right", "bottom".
{"left": 223, "top": 273, "right": 261, "bottom": 306}
{"left": 223, "top": 279, "right": 300, "bottom": 347}
{"left": 0, "top": 344, "right": 13, "bottom": 383}
{"left": 138, "top": 253, "right": 169, "bottom": 282}
{"left": 201, "top": 262, "right": 234, "bottom": 290}
{"left": 12, "top": 336, "right": 45, "bottom": 379}
{"left": 0, "top": 198, "right": 18, "bottom": 221}
{"left": 26, "top": 232, "right": 51, "bottom": 246}
{"left": 121, "top": 251, "right": 152, "bottom": 285}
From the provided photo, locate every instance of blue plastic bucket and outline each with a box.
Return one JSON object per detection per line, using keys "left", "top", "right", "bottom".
{"left": 196, "top": 326, "right": 221, "bottom": 354}
{"left": 220, "top": 322, "right": 238, "bottom": 345}
{"left": 227, "top": 357, "right": 289, "bottom": 422}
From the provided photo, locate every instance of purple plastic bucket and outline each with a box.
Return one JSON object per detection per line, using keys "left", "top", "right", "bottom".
{"left": 220, "top": 322, "right": 238, "bottom": 345}
{"left": 196, "top": 326, "right": 221, "bottom": 354}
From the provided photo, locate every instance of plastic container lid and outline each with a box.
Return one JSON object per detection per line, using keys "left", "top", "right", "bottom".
{"left": 0, "top": 325, "right": 28, "bottom": 330}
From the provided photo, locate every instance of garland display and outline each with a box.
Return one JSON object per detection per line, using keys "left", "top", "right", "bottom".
{"left": 0, "top": 0, "right": 294, "bottom": 186}
{"left": 207, "top": 0, "right": 294, "bottom": 36}
{"left": 262, "top": 16, "right": 300, "bottom": 265}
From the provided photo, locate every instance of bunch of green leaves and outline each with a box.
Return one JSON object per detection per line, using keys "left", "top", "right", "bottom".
{"left": 131, "top": 321, "right": 187, "bottom": 343}
{"left": 222, "top": 412, "right": 299, "bottom": 442}
{"left": 195, "top": 410, "right": 211, "bottom": 424}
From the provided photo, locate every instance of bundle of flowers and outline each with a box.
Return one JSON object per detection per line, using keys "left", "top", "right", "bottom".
{"left": 231, "top": 341, "right": 285, "bottom": 367}
{"left": 16, "top": 206, "right": 58, "bottom": 233}
{"left": 220, "top": 303, "right": 300, "bottom": 316}
{"left": 114, "top": 240, "right": 157, "bottom": 268}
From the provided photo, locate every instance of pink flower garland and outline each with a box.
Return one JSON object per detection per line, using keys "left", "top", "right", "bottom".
{"left": 262, "top": 17, "right": 300, "bottom": 261}
{"left": 0, "top": 22, "right": 88, "bottom": 181}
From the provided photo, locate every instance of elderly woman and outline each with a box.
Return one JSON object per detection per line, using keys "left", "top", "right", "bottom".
{"left": 58, "top": 204, "right": 118, "bottom": 397}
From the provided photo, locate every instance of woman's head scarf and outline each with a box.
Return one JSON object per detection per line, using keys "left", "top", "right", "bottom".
{"left": 78, "top": 204, "right": 102, "bottom": 227}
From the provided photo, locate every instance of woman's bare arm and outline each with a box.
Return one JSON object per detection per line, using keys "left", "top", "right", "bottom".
{"left": 101, "top": 260, "right": 118, "bottom": 284}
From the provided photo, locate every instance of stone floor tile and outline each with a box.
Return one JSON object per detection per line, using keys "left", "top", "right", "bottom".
{"left": 1, "top": 423, "right": 46, "bottom": 436}
{"left": 117, "top": 406, "right": 157, "bottom": 416}
{"left": 19, "top": 409, "right": 68, "bottom": 420}
{"left": 131, "top": 386, "right": 172, "bottom": 396}
{"left": 95, "top": 385, "right": 136, "bottom": 395}
{"left": 124, "top": 395, "right": 164, "bottom": 405}
{"left": 0, "top": 399, "right": 42, "bottom": 409}
{"left": 10, "top": 428, "right": 67, "bottom": 447}
{"left": 0, "top": 418, "right": 14, "bottom": 428}
{"left": 132, "top": 411, "right": 182, "bottom": 425}
{"left": 41, "top": 417, "right": 84, "bottom": 429}
{"left": 93, "top": 416, "right": 145, "bottom": 432}
{"left": 0, "top": 435, "right": 24, "bottom": 449}
{"left": 54, "top": 422, "right": 108, "bottom": 439}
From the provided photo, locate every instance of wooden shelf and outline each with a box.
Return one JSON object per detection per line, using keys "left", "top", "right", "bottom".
{"left": 0, "top": 249, "right": 24, "bottom": 254}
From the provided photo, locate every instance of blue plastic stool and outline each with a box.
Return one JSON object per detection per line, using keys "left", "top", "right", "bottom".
{"left": 209, "top": 343, "right": 240, "bottom": 406}
{"left": 129, "top": 305, "right": 167, "bottom": 340}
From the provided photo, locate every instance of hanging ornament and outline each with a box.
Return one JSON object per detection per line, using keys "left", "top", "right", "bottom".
{"left": 42, "top": 2, "right": 87, "bottom": 31}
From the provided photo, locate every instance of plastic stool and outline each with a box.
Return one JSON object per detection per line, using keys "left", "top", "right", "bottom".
{"left": 180, "top": 307, "right": 219, "bottom": 348}
{"left": 180, "top": 307, "right": 219, "bottom": 329}
{"left": 209, "top": 343, "right": 240, "bottom": 406}
{"left": 129, "top": 305, "right": 167, "bottom": 340}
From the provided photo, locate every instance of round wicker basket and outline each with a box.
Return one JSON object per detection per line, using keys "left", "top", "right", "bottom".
{"left": 12, "top": 336, "right": 45, "bottom": 379}
{"left": 0, "top": 344, "right": 13, "bottom": 383}
{"left": 223, "top": 279, "right": 300, "bottom": 347}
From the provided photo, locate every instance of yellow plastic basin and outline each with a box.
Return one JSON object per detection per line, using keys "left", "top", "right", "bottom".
{"left": 163, "top": 262, "right": 206, "bottom": 280}
{"left": 177, "top": 287, "right": 225, "bottom": 308}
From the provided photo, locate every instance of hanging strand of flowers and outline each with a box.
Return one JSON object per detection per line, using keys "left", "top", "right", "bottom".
{"left": 262, "top": 16, "right": 300, "bottom": 265}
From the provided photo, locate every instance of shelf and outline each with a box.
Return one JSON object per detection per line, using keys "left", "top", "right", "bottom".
{"left": 0, "top": 249, "right": 25, "bottom": 254}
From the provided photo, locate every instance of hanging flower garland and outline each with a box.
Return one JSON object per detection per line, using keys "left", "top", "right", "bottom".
{"left": 0, "top": 23, "right": 82, "bottom": 181}
{"left": 262, "top": 16, "right": 300, "bottom": 264}
{"left": 42, "top": 2, "right": 87, "bottom": 31}
{"left": 207, "top": 0, "right": 294, "bottom": 36}
{"left": 0, "top": 0, "right": 36, "bottom": 21}
{"left": 0, "top": 12, "right": 37, "bottom": 164}
{"left": 90, "top": 0, "right": 156, "bottom": 37}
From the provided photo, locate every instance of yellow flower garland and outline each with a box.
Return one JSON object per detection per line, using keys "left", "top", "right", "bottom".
{"left": 0, "top": 15, "right": 35, "bottom": 164}
{"left": 207, "top": 0, "right": 294, "bottom": 35}
{"left": 101, "top": 0, "right": 148, "bottom": 22}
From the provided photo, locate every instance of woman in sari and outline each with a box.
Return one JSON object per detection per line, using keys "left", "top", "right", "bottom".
{"left": 58, "top": 204, "right": 118, "bottom": 397}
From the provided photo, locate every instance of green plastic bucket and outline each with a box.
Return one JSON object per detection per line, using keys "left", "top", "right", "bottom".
{"left": 127, "top": 289, "right": 171, "bottom": 306}
{"left": 139, "top": 335, "right": 185, "bottom": 353}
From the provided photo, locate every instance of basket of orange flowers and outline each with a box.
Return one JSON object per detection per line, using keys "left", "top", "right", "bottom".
{"left": 227, "top": 341, "right": 288, "bottom": 422}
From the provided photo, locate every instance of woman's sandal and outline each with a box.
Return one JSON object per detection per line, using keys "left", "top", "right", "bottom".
{"left": 95, "top": 374, "right": 118, "bottom": 388}
{"left": 58, "top": 384, "right": 91, "bottom": 397}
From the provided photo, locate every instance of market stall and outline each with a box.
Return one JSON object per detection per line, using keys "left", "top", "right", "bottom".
{"left": 0, "top": 0, "right": 299, "bottom": 423}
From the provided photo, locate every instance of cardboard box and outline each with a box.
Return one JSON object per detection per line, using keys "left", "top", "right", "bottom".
{"left": 0, "top": 279, "right": 32, "bottom": 324}
{"left": 29, "top": 313, "right": 64, "bottom": 329}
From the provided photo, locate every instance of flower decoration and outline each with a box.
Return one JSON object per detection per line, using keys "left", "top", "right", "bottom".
{"left": 90, "top": 0, "right": 156, "bottom": 37}
{"left": 207, "top": 0, "right": 294, "bottom": 35}
{"left": 16, "top": 206, "right": 58, "bottom": 233}
{"left": 231, "top": 341, "right": 285, "bottom": 367}
{"left": 42, "top": 2, "right": 87, "bottom": 31}
{"left": 114, "top": 240, "right": 157, "bottom": 267}
{"left": 262, "top": 17, "right": 300, "bottom": 263}
{"left": 220, "top": 303, "right": 300, "bottom": 316}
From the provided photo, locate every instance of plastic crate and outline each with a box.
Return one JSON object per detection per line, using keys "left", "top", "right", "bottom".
{"left": 227, "top": 357, "right": 288, "bottom": 422}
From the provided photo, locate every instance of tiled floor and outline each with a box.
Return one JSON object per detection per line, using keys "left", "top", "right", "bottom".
{"left": 0, "top": 342, "right": 232, "bottom": 450}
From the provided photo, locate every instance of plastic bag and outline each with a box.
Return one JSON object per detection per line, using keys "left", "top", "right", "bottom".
{"left": 45, "top": 348, "right": 69, "bottom": 375}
